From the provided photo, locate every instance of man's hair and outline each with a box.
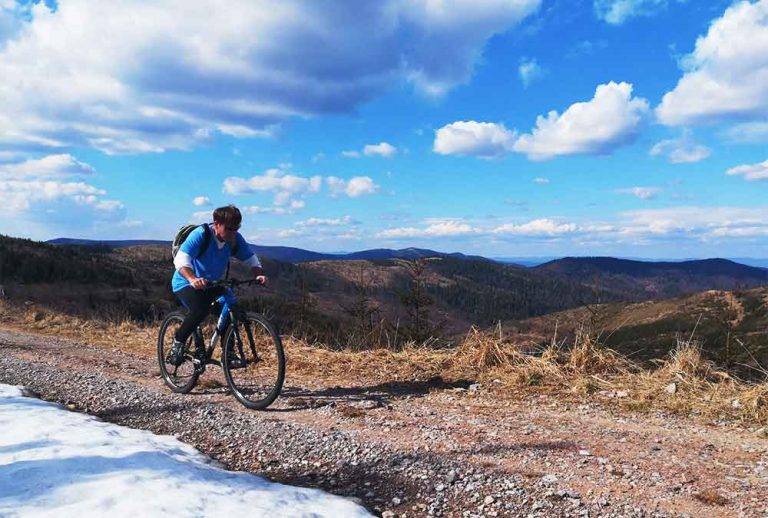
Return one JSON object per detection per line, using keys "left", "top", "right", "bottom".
{"left": 212, "top": 205, "right": 242, "bottom": 229}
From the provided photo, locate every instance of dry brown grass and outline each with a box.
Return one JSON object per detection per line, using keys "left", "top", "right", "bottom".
{"left": 3, "top": 298, "right": 768, "bottom": 425}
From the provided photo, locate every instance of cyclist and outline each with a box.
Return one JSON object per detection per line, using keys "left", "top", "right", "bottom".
{"left": 169, "top": 204, "right": 266, "bottom": 365}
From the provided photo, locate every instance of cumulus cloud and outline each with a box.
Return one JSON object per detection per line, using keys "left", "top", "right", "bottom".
{"left": 0, "top": 153, "right": 95, "bottom": 179}
{"left": 433, "top": 121, "right": 516, "bottom": 159}
{"left": 518, "top": 58, "right": 544, "bottom": 88}
{"left": 223, "top": 167, "right": 322, "bottom": 206}
{"left": 619, "top": 206, "right": 768, "bottom": 239}
{"left": 533, "top": 177, "right": 550, "bottom": 184}
{"left": 0, "top": 153, "right": 125, "bottom": 231}
{"left": 241, "top": 202, "right": 302, "bottom": 216}
{"left": 298, "top": 216, "right": 355, "bottom": 227}
{"left": 726, "top": 159, "right": 768, "bottom": 181}
{"left": 377, "top": 219, "right": 476, "bottom": 239}
{"left": 363, "top": 142, "right": 397, "bottom": 158}
{"left": 0, "top": 0, "right": 540, "bottom": 153}
{"left": 616, "top": 186, "right": 661, "bottom": 199}
{"left": 656, "top": 1, "right": 768, "bottom": 126}
{"left": 513, "top": 81, "right": 649, "bottom": 160}
{"left": 343, "top": 142, "right": 398, "bottom": 158}
{"left": 192, "top": 196, "right": 210, "bottom": 207}
{"left": 594, "top": 0, "right": 670, "bottom": 25}
{"left": 492, "top": 218, "right": 578, "bottom": 236}
{"left": 326, "top": 176, "right": 379, "bottom": 198}
{"left": 649, "top": 132, "right": 711, "bottom": 163}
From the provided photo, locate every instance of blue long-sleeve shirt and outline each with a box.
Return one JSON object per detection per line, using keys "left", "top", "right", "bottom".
{"left": 171, "top": 224, "right": 260, "bottom": 292}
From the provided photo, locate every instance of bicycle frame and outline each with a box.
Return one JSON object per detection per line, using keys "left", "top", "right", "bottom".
{"left": 193, "top": 300, "right": 261, "bottom": 372}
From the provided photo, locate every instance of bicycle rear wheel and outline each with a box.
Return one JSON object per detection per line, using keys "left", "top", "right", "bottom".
{"left": 222, "top": 312, "right": 285, "bottom": 410}
{"left": 157, "top": 311, "right": 200, "bottom": 393}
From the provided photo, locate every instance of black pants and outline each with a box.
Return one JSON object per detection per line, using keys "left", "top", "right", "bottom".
{"left": 174, "top": 286, "right": 226, "bottom": 343}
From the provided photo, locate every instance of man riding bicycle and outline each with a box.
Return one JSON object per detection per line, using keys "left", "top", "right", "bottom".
{"left": 169, "top": 205, "right": 266, "bottom": 366}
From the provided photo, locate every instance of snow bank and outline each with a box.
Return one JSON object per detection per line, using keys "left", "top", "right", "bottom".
{"left": 0, "top": 384, "right": 370, "bottom": 517}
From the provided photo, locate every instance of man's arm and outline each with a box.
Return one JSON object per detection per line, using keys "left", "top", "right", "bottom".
{"left": 235, "top": 233, "right": 266, "bottom": 284}
{"left": 179, "top": 265, "right": 208, "bottom": 289}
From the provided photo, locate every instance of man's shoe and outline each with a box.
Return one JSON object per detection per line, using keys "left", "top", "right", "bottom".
{"left": 167, "top": 339, "right": 186, "bottom": 367}
{"left": 226, "top": 348, "right": 247, "bottom": 369}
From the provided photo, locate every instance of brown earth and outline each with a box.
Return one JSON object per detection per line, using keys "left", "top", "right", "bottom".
{"left": 0, "top": 322, "right": 766, "bottom": 517}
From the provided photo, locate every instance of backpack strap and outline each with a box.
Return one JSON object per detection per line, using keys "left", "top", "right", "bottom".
{"left": 197, "top": 224, "right": 212, "bottom": 259}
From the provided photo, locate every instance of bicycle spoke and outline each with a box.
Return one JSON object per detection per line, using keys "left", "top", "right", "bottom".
{"left": 157, "top": 313, "right": 199, "bottom": 393}
{"left": 223, "top": 314, "right": 284, "bottom": 409}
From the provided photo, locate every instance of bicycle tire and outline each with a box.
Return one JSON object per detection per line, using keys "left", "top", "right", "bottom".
{"left": 157, "top": 311, "right": 200, "bottom": 393}
{"left": 222, "top": 312, "right": 285, "bottom": 410}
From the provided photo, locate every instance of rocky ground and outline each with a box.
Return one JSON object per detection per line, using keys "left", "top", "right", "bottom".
{"left": 1, "top": 328, "right": 766, "bottom": 517}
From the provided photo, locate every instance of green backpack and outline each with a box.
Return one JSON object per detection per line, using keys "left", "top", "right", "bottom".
{"left": 171, "top": 223, "right": 239, "bottom": 259}
{"left": 171, "top": 224, "right": 212, "bottom": 259}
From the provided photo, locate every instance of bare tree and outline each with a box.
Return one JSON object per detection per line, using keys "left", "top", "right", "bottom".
{"left": 395, "top": 257, "right": 441, "bottom": 344}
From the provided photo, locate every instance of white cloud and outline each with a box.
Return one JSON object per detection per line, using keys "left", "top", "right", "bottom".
{"left": 433, "top": 121, "right": 516, "bottom": 159}
{"left": 0, "top": 0, "right": 540, "bottom": 153}
{"left": 532, "top": 177, "right": 550, "bottom": 184}
{"left": 493, "top": 218, "right": 578, "bottom": 236}
{"left": 371, "top": 206, "right": 768, "bottom": 247}
{"left": 724, "top": 121, "right": 768, "bottom": 143}
{"left": 191, "top": 210, "right": 212, "bottom": 222}
{"left": 649, "top": 132, "right": 711, "bottom": 163}
{"left": 223, "top": 167, "right": 322, "bottom": 206}
{"left": 343, "top": 142, "right": 398, "bottom": 159}
{"left": 0, "top": 154, "right": 95, "bottom": 179}
{"left": 326, "top": 176, "right": 379, "bottom": 198}
{"left": 277, "top": 228, "right": 304, "bottom": 239}
{"left": 241, "top": 204, "right": 299, "bottom": 216}
{"left": 377, "top": 219, "right": 476, "bottom": 239}
{"left": 363, "top": 142, "right": 397, "bottom": 158}
{"left": 192, "top": 196, "right": 210, "bottom": 207}
{"left": 513, "top": 81, "right": 649, "bottom": 160}
{"left": 616, "top": 186, "right": 661, "bottom": 199}
{"left": 0, "top": 179, "right": 125, "bottom": 227}
{"left": 298, "top": 216, "right": 354, "bottom": 227}
{"left": 0, "top": 154, "right": 125, "bottom": 231}
{"left": 594, "top": 0, "right": 669, "bottom": 25}
{"left": 518, "top": 58, "right": 544, "bottom": 88}
{"left": 726, "top": 159, "right": 768, "bottom": 181}
{"left": 656, "top": 1, "right": 768, "bottom": 126}
{"left": 615, "top": 206, "right": 768, "bottom": 242}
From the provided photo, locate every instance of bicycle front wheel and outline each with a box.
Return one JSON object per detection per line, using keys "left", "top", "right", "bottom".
{"left": 222, "top": 312, "right": 285, "bottom": 410}
{"left": 157, "top": 311, "right": 200, "bottom": 394}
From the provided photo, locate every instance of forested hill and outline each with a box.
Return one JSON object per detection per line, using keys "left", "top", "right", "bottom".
{"left": 46, "top": 238, "right": 486, "bottom": 264}
{"left": 0, "top": 235, "right": 137, "bottom": 285}
{"left": 535, "top": 257, "right": 768, "bottom": 299}
{"left": 3, "top": 234, "right": 608, "bottom": 338}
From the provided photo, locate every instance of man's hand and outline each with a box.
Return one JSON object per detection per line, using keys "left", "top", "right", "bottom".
{"left": 191, "top": 277, "right": 208, "bottom": 290}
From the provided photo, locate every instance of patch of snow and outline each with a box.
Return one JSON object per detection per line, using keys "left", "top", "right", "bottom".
{"left": 0, "top": 384, "right": 370, "bottom": 517}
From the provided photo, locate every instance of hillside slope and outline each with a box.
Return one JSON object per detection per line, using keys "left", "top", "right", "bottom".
{"left": 536, "top": 256, "right": 768, "bottom": 300}
{"left": 513, "top": 286, "right": 768, "bottom": 376}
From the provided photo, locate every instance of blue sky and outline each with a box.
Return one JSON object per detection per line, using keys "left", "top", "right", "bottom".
{"left": 1, "top": 0, "right": 768, "bottom": 258}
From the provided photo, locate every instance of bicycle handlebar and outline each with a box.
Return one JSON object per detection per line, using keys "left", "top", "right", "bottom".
{"left": 207, "top": 278, "right": 265, "bottom": 289}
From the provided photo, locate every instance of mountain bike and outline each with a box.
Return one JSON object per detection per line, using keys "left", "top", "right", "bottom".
{"left": 157, "top": 278, "right": 285, "bottom": 410}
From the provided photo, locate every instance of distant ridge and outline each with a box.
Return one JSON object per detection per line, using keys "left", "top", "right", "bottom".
{"left": 536, "top": 256, "right": 768, "bottom": 278}
{"left": 48, "top": 238, "right": 170, "bottom": 247}
{"left": 534, "top": 256, "right": 768, "bottom": 299}
{"left": 46, "top": 238, "right": 488, "bottom": 264}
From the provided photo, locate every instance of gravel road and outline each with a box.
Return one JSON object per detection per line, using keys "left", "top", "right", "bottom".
{"left": 1, "top": 328, "right": 764, "bottom": 517}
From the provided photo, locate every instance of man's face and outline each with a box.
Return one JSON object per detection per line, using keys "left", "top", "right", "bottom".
{"left": 213, "top": 220, "right": 239, "bottom": 241}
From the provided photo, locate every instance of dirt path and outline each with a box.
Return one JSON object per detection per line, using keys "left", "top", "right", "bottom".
{"left": 0, "top": 327, "right": 766, "bottom": 517}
